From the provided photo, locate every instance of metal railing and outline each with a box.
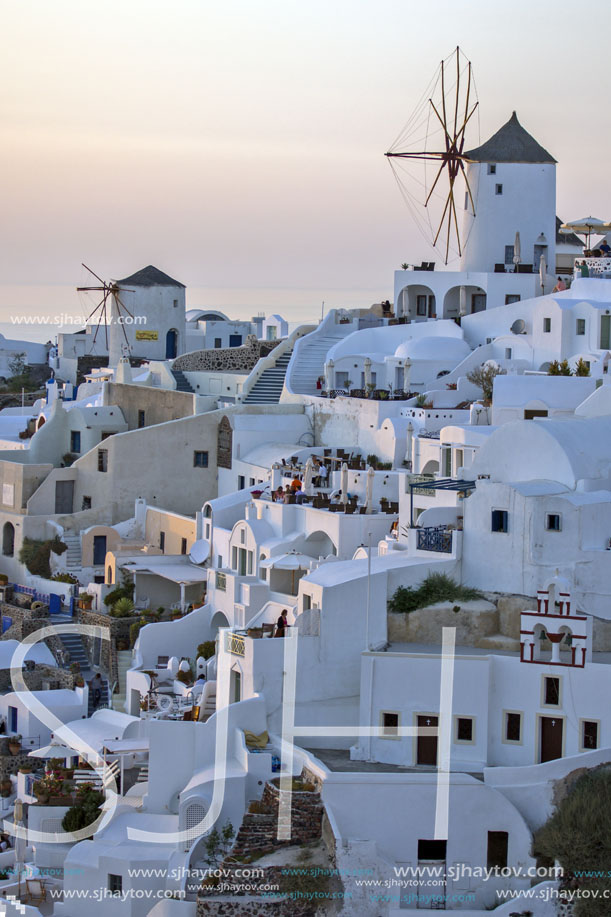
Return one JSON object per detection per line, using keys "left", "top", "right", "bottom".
{"left": 417, "top": 526, "right": 453, "bottom": 554}
{"left": 225, "top": 632, "right": 245, "bottom": 657}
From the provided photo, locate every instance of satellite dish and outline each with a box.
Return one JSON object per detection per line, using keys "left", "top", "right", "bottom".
{"left": 510, "top": 319, "right": 526, "bottom": 335}
{"left": 189, "top": 539, "right": 210, "bottom": 565}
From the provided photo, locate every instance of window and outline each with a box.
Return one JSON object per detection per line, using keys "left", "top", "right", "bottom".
{"left": 581, "top": 720, "right": 599, "bottom": 751}
{"left": 505, "top": 294, "right": 520, "bottom": 305}
{"left": 381, "top": 712, "right": 399, "bottom": 738}
{"left": 455, "top": 716, "right": 474, "bottom": 743}
{"left": 238, "top": 476, "right": 245, "bottom": 490}
{"left": 491, "top": 510, "right": 508, "bottom": 533}
{"left": 181, "top": 537, "right": 187, "bottom": 555}
{"left": 505, "top": 348, "right": 512, "bottom": 359}
{"left": 138, "top": 410, "right": 145, "bottom": 428}
{"left": 232, "top": 546, "right": 238, "bottom": 569}
{"left": 214, "top": 338, "right": 222, "bottom": 348}
{"left": 97, "top": 449, "right": 108, "bottom": 472}
{"left": 249, "top": 478, "right": 255, "bottom": 487}
{"left": 487, "top": 832, "right": 508, "bottom": 869}
{"left": 303, "top": 594, "right": 312, "bottom": 611}
{"left": 215, "top": 571, "right": 226, "bottom": 591}
{"left": 194, "top": 451, "right": 208, "bottom": 468}
{"left": 543, "top": 317, "right": 552, "bottom": 333}
{"left": 240, "top": 528, "right": 245, "bottom": 544}
{"left": 82, "top": 496, "right": 92, "bottom": 510}
{"left": 495, "top": 184, "right": 503, "bottom": 195}
{"left": 70, "top": 431, "right": 81, "bottom": 453}
{"left": 544, "top": 676, "right": 560, "bottom": 706}
{"left": 487, "top": 164, "right": 496, "bottom": 175}
{"left": 108, "top": 875, "right": 123, "bottom": 895}
{"left": 173, "top": 299, "right": 178, "bottom": 308}
{"left": 418, "top": 839, "right": 446, "bottom": 860}
{"left": 546, "top": 513, "right": 561, "bottom": 532}
{"left": 504, "top": 245, "right": 515, "bottom": 265}
{"left": 416, "top": 295, "right": 427, "bottom": 316}
{"left": 464, "top": 191, "right": 469, "bottom": 210}
{"left": 159, "top": 531, "right": 165, "bottom": 552}
{"left": 247, "top": 551, "right": 253, "bottom": 575}
{"left": 576, "top": 319, "right": 586, "bottom": 336}
{"left": 505, "top": 711, "right": 522, "bottom": 743}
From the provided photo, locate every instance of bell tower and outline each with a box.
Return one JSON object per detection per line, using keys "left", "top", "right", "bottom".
{"left": 520, "top": 574, "right": 591, "bottom": 668}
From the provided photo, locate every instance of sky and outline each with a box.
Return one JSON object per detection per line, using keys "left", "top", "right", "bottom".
{"left": 1, "top": 0, "right": 609, "bottom": 327}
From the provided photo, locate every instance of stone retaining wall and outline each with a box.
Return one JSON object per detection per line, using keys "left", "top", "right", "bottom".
{"left": 173, "top": 336, "right": 279, "bottom": 374}
{"left": 77, "top": 610, "right": 132, "bottom": 692}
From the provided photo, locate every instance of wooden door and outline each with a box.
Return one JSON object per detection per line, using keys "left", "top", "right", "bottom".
{"left": 540, "top": 716, "right": 563, "bottom": 762}
{"left": 417, "top": 715, "right": 438, "bottom": 765}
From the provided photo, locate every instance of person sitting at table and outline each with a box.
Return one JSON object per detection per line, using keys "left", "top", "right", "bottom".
{"left": 295, "top": 490, "right": 310, "bottom": 505}
{"left": 291, "top": 476, "right": 302, "bottom": 490}
{"left": 600, "top": 240, "right": 611, "bottom": 256}
{"left": 274, "top": 486, "right": 285, "bottom": 503}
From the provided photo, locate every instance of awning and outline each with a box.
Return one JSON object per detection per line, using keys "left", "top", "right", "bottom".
{"left": 127, "top": 563, "right": 209, "bottom": 584}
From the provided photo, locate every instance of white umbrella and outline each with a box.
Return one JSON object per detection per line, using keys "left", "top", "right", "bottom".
{"left": 13, "top": 799, "right": 25, "bottom": 898}
{"left": 365, "top": 465, "right": 375, "bottom": 513}
{"left": 513, "top": 231, "right": 521, "bottom": 266}
{"left": 303, "top": 457, "right": 315, "bottom": 496}
{"left": 403, "top": 358, "right": 412, "bottom": 395}
{"left": 364, "top": 358, "right": 372, "bottom": 391}
{"left": 261, "top": 551, "right": 311, "bottom": 570}
{"left": 405, "top": 423, "right": 414, "bottom": 468}
{"left": 29, "top": 742, "right": 76, "bottom": 760}
{"left": 340, "top": 462, "right": 349, "bottom": 505}
{"left": 539, "top": 254, "right": 547, "bottom": 294}
{"left": 324, "top": 359, "right": 334, "bottom": 392}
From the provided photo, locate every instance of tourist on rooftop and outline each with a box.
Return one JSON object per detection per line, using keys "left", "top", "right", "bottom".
{"left": 600, "top": 240, "right": 611, "bottom": 256}
{"left": 552, "top": 277, "right": 566, "bottom": 292}
{"left": 274, "top": 486, "right": 285, "bottom": 503}
{"left": 275, "top": 609, "right": 289, "bottom": 638}
{"left": 291, "top": 476, "right": 302, "bottom": 490}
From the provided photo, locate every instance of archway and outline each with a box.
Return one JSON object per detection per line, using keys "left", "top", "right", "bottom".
{"left": 421, "top": 459, "right": 439, "bottom": 476}
{"left": 402, "top": 284, "right": 436, "bottom": 321}
{"left": 301, "top": 531, "right": 337, "bottom": 559}
{"left": 107, "top": 565, "right": 113, "bottom": 584}
{"left": 2, "top": 523, "right": 14, "bottom": 557}
{"left": 166, "top": 329, "right": 178, "bottom": 360}
{"left": 210, "top": 611, "right": 229, "bottom": 631}
{"left": 442, "top": 285, "right": 487, "bottom": 318}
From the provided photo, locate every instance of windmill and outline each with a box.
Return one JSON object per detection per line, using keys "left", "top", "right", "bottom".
{"left": 385, "top": 47, "right": 480, "bottom": 264}
{"left": 76, "top": 264, "right": 135, "bottom": 360}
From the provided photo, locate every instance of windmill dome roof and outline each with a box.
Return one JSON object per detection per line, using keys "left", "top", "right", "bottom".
{"left": 464, "top": 112, "right": 556, "bottom": 164}
{"left": 116, "top": 265, "right": 185, "bottom": 288}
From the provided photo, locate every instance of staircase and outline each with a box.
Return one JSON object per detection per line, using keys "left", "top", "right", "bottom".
{"left": 112, "top": 650, "right": 132, "bottom": 712}
{"left": 285, "top": 318, "right": 355, "bottom": 396}
{"left": 87, "top": 677, "right": 110, "bottom": 715}
{"left": 172, "top": 369, "right": 195, "bottom": 393}
{"left": 59, "top": 631, "right": 90, "bottom": 675}
{"left": 242, "top": 349, "right": 293, "bottom": 404}
{"left": 62, "top": 533, "right": 82, "bottom": 571}
{"left": 198, "top": 682, "right": 217, "bottom": 722}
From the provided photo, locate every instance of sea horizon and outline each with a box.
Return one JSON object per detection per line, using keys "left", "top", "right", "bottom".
{"left": 0, "top": 283, "right": 391, "bottom": 345}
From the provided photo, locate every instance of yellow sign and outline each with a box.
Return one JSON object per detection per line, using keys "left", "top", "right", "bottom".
{"left": 135, "top": 330, "right": 158, "bottom": 341}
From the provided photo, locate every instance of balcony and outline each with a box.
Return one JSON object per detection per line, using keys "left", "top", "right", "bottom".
{"left": 417, "top": 525, "right": 453, "bottom": 553}
{"left": 225, "top": 631, "right": 245, "bottom": 657}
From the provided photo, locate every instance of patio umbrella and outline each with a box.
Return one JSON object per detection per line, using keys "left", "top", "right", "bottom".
{"left": 365, "top": 465, "right": 375, "bottom": 513}
{"left": 340, "top": 462, "right": 349, "bottom": 504}
{"left": 262, "top": 551, "right": 310, "bottom": 594}
{"left": 560, "top": 217, "right": 611, "bottom": 247}
{"left": 324, "top": 359, "right": 334, "bottom": 392}
{"left": 403, "top": 358, "right": 412, "bottom": 395}
{"left": 364, "top": 358, "right": 372, "bottom": 391}
{"left": 539, "top": 254, "right": 547, "bottom": 294}
{"left": 13, "top": 799, "right": 25, "bottom": 898}
{"left": 303, "top": 457, "right": 315, "bottom": 496}
{"left": 405, "top": 423, "right": 414, "bottom": 468}
{"left": 29, "top": 742, "right": 76, "bottom": 760}
{"left": 513, "top": 231, "right": 521, "bottom": 266}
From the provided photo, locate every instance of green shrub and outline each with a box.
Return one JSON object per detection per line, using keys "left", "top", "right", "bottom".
{"left": 388, "top": 573, "right": 483, "bottom": 614}
{"left": 62, "top": 786, "right": 104, "bottom": 835}
{"left": 130, "top": 619, "right": 145, "bottom": 647}
{"left": 51, "top": 572, "right": 79, "bottom": 584}
{"left": 197, "top": 641, "right": 216, "bottom": 660}
{"left": 176, "top": 666, "right": 193, "bottom": 685}
{"left": 110, "top": 597, "right": 135, "bottom": 618}
{"left": 533, "top": 769, "right": 611, "bottom": 916}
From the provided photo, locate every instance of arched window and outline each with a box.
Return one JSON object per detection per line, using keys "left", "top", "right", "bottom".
{"left": 2, "top": 523, "right": 14, "bottom": 557}
{"left": 107, "top": 565, "right": 113, "bottom": 584}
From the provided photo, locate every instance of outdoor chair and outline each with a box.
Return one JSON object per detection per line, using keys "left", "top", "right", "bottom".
{"left": 24, "top": 879, "right": 46, "bottom": 905}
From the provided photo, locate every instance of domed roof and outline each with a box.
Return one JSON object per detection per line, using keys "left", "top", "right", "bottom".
{"left": 394, "top": 336, "right": 471, "bottom": 361}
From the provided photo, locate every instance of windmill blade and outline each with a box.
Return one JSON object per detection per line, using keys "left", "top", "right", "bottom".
{"left": 77, "top": 286, "right": 106, "bottom": 293}
{"left": 90, "top": 291, "right": 110, "bottom": 351}
{"left": 450, "top": 188, "right": 462, "bottom": 258}
{"left": 429, "top": 100, "right": 454, "bottom": 150}
{"left": 424, "top": 161, "right": 448, "bottom": 207}
{"left": 386, "top": 150, "right": 450, "bottom": 162}
{"left": 453, "top": 47, "right": 460, "bottom": 141}
{"left": 440, "top": 57, "right": 448, "bottom": 152}
{"left": 85, "top": 294, "right": 107, "bottom": 324}
{"left": 113, "top": 292, "right": 135, "bottom": 319}
{"left": 82, "top": 263, "right": 107, "bottom": 286}
{"left": 455, "top": 102, "right": 479, "bottom": 151}
{"left": 459, "top": 159, "right": 476, "bottom": 214}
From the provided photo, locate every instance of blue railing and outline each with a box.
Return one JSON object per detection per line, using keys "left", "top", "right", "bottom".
{"left": 417, "top": 526, "right": 453, "bottom": 553}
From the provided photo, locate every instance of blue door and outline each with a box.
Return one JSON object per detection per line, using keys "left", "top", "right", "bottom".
{"left": 93, "top": 535, "right": 107, "bottom": 566}
{"left": 49, "top": 594, "right": 62, "bottom": 615}
{"left": 8, "top": 707, "right": 17, "bottom": 733}
{"left": 165, "top": 329, "right": 178, "bottom": 359}
{"left": 229, "top": 334, "right": 242, "bottom": 347}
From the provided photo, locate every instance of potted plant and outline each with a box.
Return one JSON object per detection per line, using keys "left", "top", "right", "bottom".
{"left": 0, "top": 574, "right": 8, "bottom": 586}
{"left": 78, "top": 593, "right": 94, "bottom": 610}
{"left": 8, "top": 735, "right": 22, "bottom": 756}
{"left": 74, "top": 674, "right": 85, "bottom": 688}
{"left": 0, "top": 778, "right": 12, "bottom": 798}
{"left": 19, "top": 765, "right": 32, "bottom": 774}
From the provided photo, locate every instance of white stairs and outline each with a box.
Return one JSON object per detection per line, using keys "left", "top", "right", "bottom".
{"left": 242, "top": 349, "right": 293, "bottom": 404}
{"left": 62, "top": 532, "right": 82, "bottom": 571}
{"left": 286, "top": 320, "right": 355, "bottom": 396}
{"left": 198, "top": 682, "right": 217, "bottom": 721}
{"left": 112, "top": 650, "right": 132, "bottom": 712}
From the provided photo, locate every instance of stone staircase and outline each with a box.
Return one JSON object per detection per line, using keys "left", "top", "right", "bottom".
{"left": 59, "top": 631, "right": 90, "bottom": 675}
{"left": 242, "top": 349, "right": 293, "bottom": 404}
{"left": 172, "top": 369, "right": 195, "bottom": 393}
{"left": 87, "top": 677, "right": 110, "bottom": 715}
{"left": 285, "top": 321, "right": 355, "bottom": 396}
{"left": 112, "top": 649, "right": 132, "bottom": 712}
{"left": 62, "top": 533, "right": 82, "bottom": 572}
